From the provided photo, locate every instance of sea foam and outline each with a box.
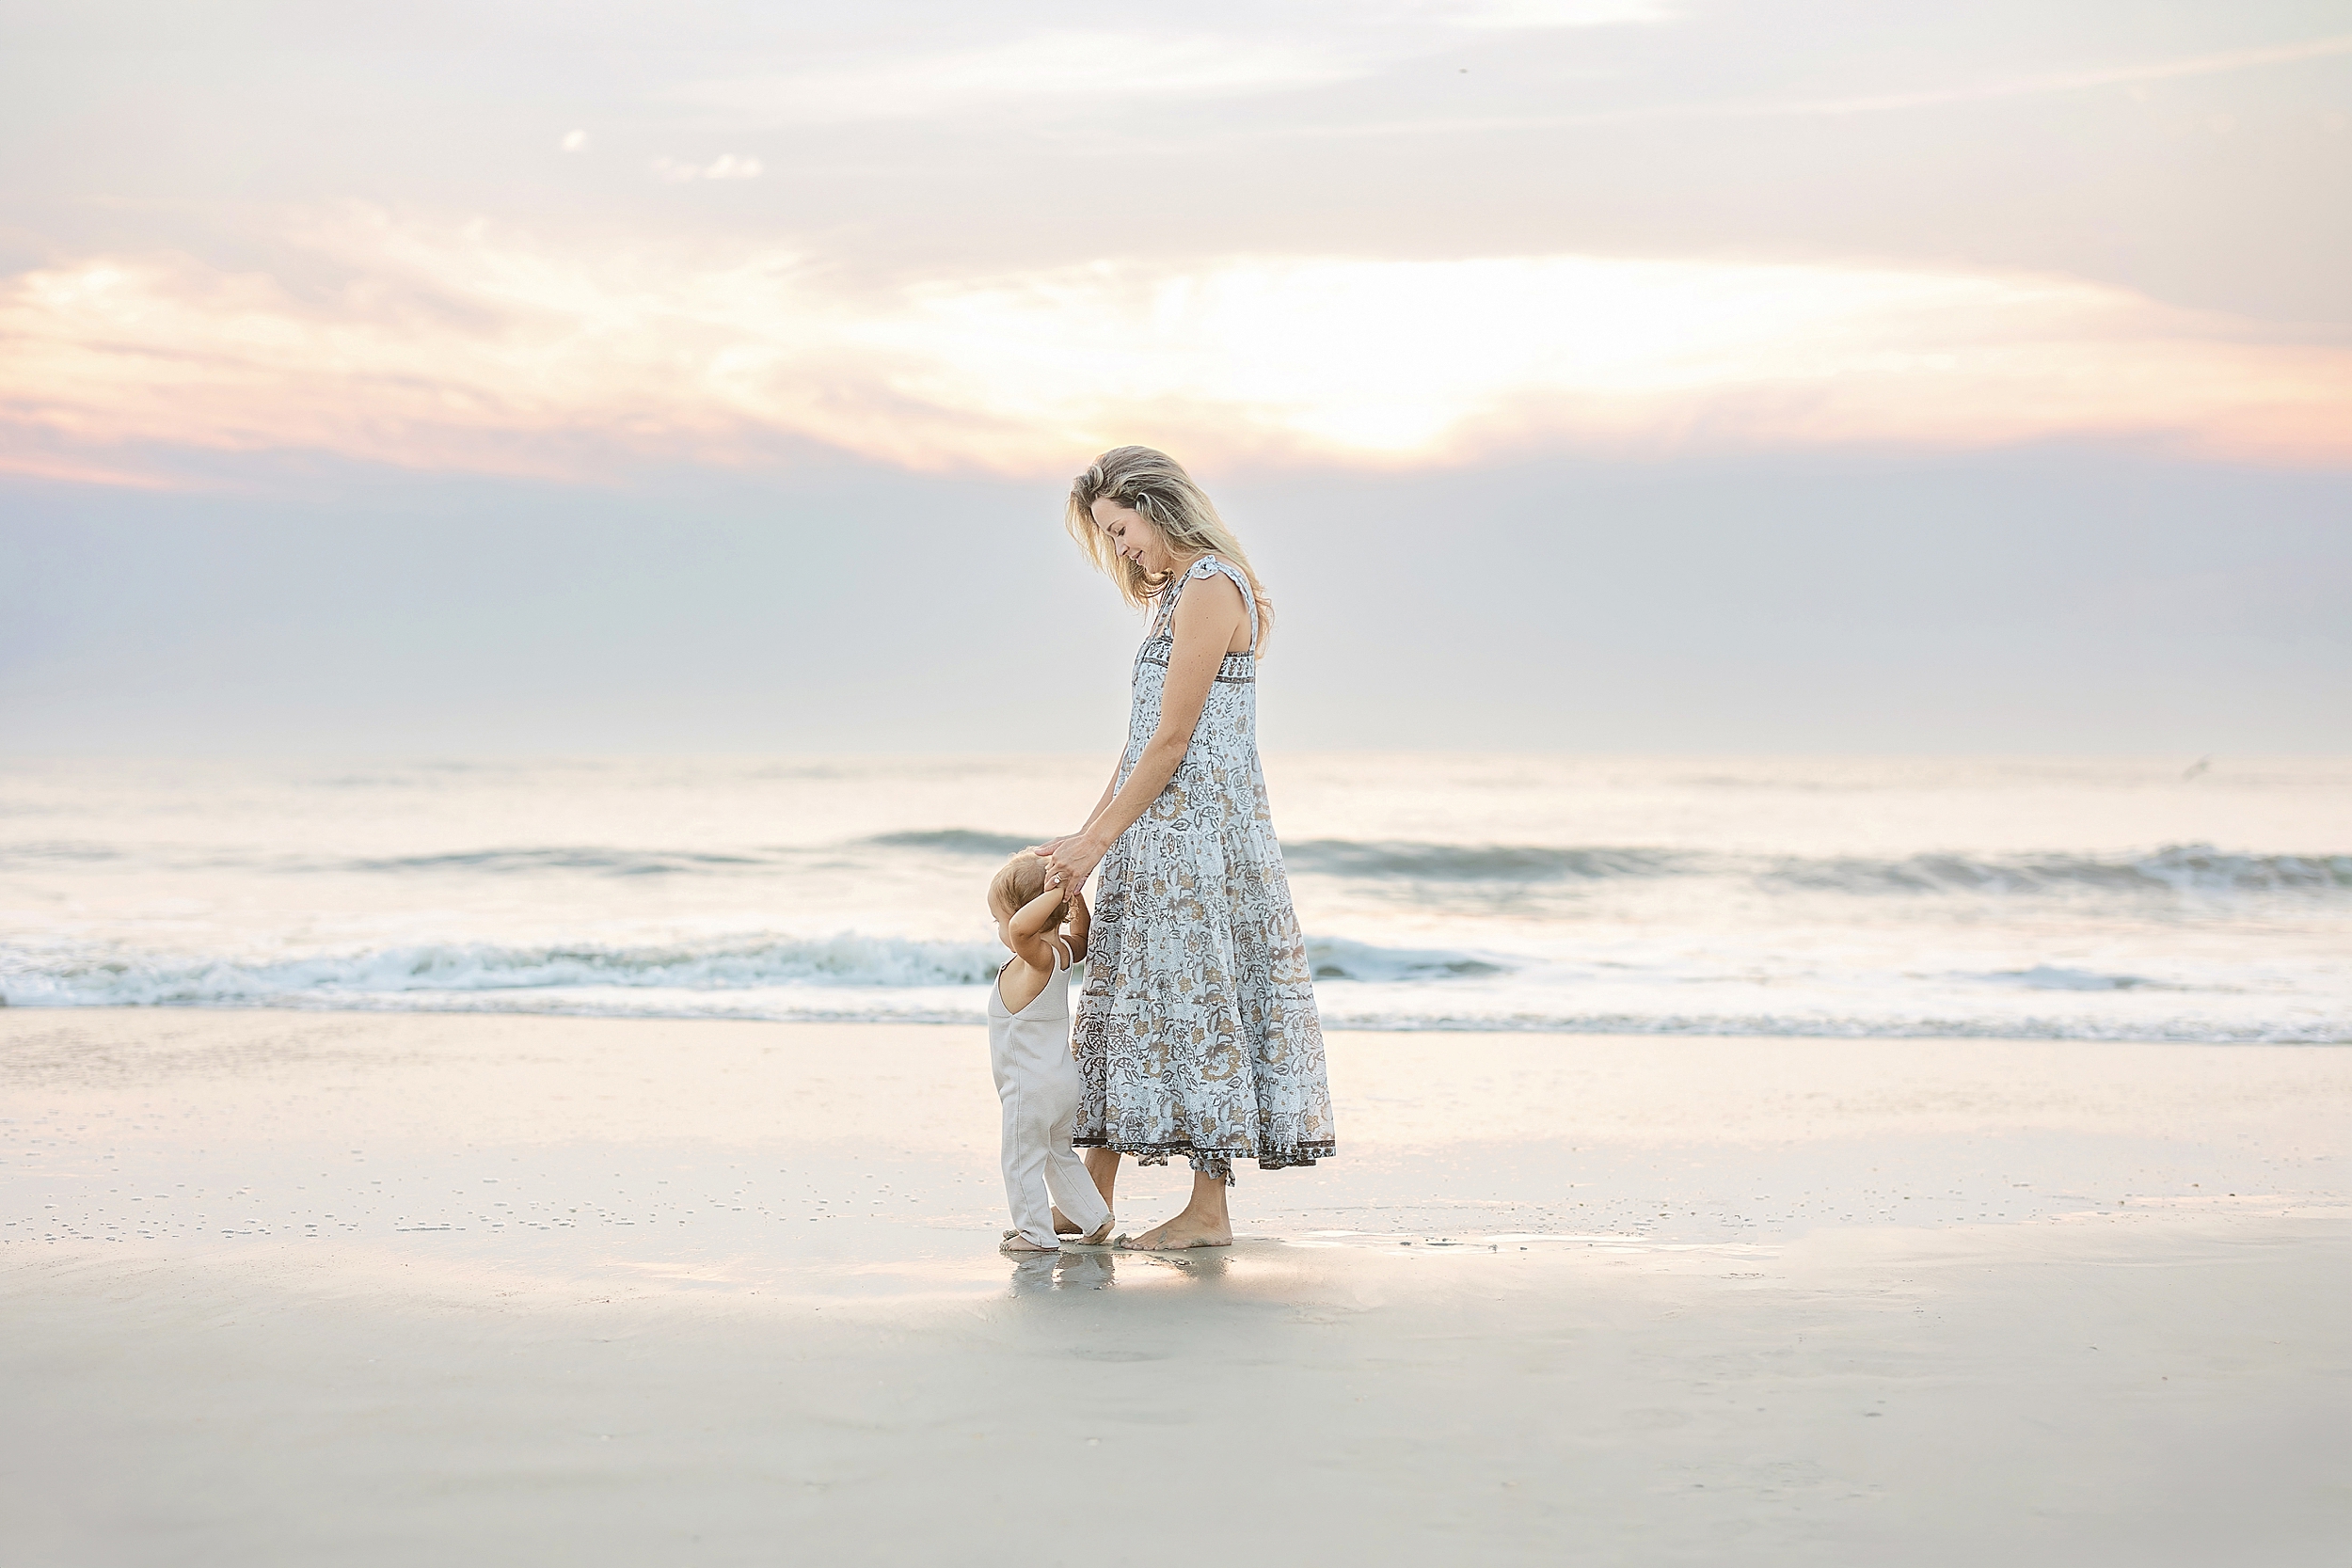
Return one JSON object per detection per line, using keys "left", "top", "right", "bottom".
{"left": 1, "top": 934, "right": 1005, "bottom": 1008}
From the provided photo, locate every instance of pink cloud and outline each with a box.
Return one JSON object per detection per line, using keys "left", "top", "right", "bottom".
{"left": 3, "top": 206, "right": 2346, "bottom": 487}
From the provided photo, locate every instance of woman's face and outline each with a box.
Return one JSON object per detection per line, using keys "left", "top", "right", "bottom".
{"left": 1091, "top": 497, "right": 1174, "bottom": 577}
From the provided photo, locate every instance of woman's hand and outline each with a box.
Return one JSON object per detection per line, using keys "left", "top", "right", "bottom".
{"left": 1043, "top": 831, "right": 1109, "bottom": 895}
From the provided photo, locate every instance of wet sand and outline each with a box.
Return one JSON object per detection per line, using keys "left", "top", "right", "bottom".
{"left": 4, "top": 1010, "right": 2348, "bottom": 1565}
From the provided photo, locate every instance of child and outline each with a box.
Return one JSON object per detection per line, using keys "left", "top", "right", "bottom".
{"left": 987, "top": 852, "right": 1113, "bottom": 1253}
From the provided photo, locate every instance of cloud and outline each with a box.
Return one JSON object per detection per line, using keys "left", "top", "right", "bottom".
{"left": 681, "top": 11, "right": 1675, "bottom": 128}
{"left": 1413, "top": 0, "right": 1675, "bottom": 28}
{"left": 689, "top": 31, "right": 1373, "bottom": 124}
{"left": 651, "top": 153, "right": 763, "bottom": 182}
{"left": 1300, "top": 29, "right": 2352, "bottom": 142}
{"left": 2, "top": 208, "right": 2346, "bottom": 485}
{"left": 1693, "top": 29, "right": 2352, "bottom": 121}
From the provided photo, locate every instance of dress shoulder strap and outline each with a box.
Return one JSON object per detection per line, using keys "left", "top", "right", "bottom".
{"left": 1049, "top": 936, "right": 1073, "bottom": 972}
{"left": 1164, "top": 556, "right": 1259, "bottom": 652}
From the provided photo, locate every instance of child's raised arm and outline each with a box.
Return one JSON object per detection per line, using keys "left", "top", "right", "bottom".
{"left": 1065, "top": 891, "right": 1090, "bottom": 964}
{"left": 1004, "top": 887, "right": 1069, "bottom": 974}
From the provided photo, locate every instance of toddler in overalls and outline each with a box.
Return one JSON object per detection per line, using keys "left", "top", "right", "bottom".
{"left": 986, "top": 853, "right": 1114, "bottom": 1252}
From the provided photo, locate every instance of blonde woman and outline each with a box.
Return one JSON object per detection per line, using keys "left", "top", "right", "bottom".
{"left": 1035, "top": 446, "right": 1335, "bottom": 1250}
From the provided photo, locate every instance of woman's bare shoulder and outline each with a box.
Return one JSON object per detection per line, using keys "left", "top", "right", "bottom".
{"left": 1169, "top": 566, "right": 1248, "bottom": 654}
{"left": 1170, "top": 567, "right": 1245, "bottom": 624}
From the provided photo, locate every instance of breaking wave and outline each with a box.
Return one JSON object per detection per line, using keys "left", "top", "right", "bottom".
{"left": 864, "top": 830, "right": 1039, "bottom": 858}
{"left": 0, "top": 841, "right": 126, "bottom": 869}
{"left": 3, "top": 933, "right": 1506, "bottom": 1008}
{"left": 1304, "top": 938, "right": 1505, "bottom": 981}
{"left": 1281, "top": 841, "right": 1690, "bottom": 881}
{"left": 347, "top": 847, "right": 780, "bottom": 876}
{"left": 1281, "top": 839, "right": 2348, "bottom": 896}
{"left": 1, "top": 933, "right": 1006, "bottom": 1008}
{"left": 1301, "top": 1008, "right": 2349, "bottom": 1044}
{"left": 33, "top": 831, "right": 2335, "bottom": 901}
{"left": 1761, "top": 845, "right": 2352, "bottom": 896}
{"left": 4, "top": 931, "right": 2341, "bottom": 1041}
{"left": 1979, "top": 965, "right": 2155, "bottom": 992}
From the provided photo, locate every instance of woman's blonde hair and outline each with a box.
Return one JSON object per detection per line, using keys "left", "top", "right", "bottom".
{"left": 988, "top": 851, "right": 1063, "bottom": 923}
{"left": 1066, "top": 446, "right": 1274, "bottom": 650}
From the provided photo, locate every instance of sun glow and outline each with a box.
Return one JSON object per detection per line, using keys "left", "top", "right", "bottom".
{"left": 2, "top": 208, "right": 2345, "bottom": 485}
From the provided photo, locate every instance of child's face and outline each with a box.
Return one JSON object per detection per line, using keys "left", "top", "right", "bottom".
{"left": 1090, "top": 497, "right": 1174, "bottom": 576}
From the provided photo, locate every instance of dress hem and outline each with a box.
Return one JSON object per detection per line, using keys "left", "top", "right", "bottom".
{"left": 1073, "top": 1135, "right": 1336, "bottom": 1172}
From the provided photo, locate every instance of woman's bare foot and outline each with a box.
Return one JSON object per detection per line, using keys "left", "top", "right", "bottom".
{"left": 1073, "top": 1213, "right": 1115, "bottom": 1245}
{"left": 1000, "top": 1233, "right": 1057, "bottom": 1254}
{"left": 1117, "top": 1212, "right": 1231, "bottom": 1250}
{"left": 1115, "top": 1169, "right": 1232, "bottom": 1251}
{"left": 1051, "top": 1206, "right": 1082, "bottom": 1236}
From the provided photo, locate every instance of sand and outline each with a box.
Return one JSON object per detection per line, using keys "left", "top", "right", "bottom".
{"left": 3, "top": 1010, "right": 2348, "bottom": 1566}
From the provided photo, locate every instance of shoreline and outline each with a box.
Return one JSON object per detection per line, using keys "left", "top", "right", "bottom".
{"left": 6, "top": 999, "right": 2344, "bottom": 1045}
{"left": 6, "top": 1009, "right": 2348, "bottom": 1564}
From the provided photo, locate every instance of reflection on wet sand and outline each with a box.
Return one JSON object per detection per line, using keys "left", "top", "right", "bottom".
{"left": 1006, "top": 1245, "right": 1239, "bottom": 1294}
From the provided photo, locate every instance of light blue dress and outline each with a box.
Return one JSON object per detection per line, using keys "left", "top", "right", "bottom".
{"left": 1072, "top": 557, "right": 1335, "bottom": 1181}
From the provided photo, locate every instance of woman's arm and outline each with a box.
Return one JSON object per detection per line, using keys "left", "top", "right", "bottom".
{"left": 1044, "top": 572, "right": 1246, "bottom": 892}
{"left": 1031, "top": 762, "right": 1120, "bottom": 862}
{"left": 1075, "top": 765, "right": 1120, "bottom": 837}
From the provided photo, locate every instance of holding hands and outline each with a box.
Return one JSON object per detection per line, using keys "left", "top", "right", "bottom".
{"left": 1033, "top": 832, "right": 1109, "bottom": 898}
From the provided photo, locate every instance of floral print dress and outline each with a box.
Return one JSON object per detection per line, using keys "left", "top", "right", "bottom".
{"left": 1073, "top": 556, "right": 1336, "bottom": 1181}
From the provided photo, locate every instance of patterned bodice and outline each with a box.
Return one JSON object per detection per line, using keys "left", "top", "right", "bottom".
{"left": 1119, "top": 556, "right": 1260, "bottom": 783}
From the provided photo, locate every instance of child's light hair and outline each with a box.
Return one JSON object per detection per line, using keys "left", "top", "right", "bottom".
{"left": 989, "top": 852, "right": 1063, "bottom": 922}
{"left": 1066, "top": 445, "right": 1274, "bottom": 651}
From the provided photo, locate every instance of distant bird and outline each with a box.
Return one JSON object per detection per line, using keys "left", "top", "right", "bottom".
{"left": 2182, "top": 755, "right": 2212, "bottom": 780}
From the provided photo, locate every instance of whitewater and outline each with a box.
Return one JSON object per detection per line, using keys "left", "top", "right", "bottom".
{"left": 2, "top": 754, "right": 2345, "bottom": 1042}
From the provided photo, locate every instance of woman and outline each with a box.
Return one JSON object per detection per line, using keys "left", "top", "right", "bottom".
{"left": 1038, "top": 446, "right": 1335, "bottom": 1251}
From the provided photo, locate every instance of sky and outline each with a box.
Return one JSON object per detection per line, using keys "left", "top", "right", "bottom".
{"left": 3, "top": 0, "right": 2348, "bottom": 752}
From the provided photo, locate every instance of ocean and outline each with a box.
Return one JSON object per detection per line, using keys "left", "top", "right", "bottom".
{"left": 2, "top": 754, "right": 2344, "bottom": 1042}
